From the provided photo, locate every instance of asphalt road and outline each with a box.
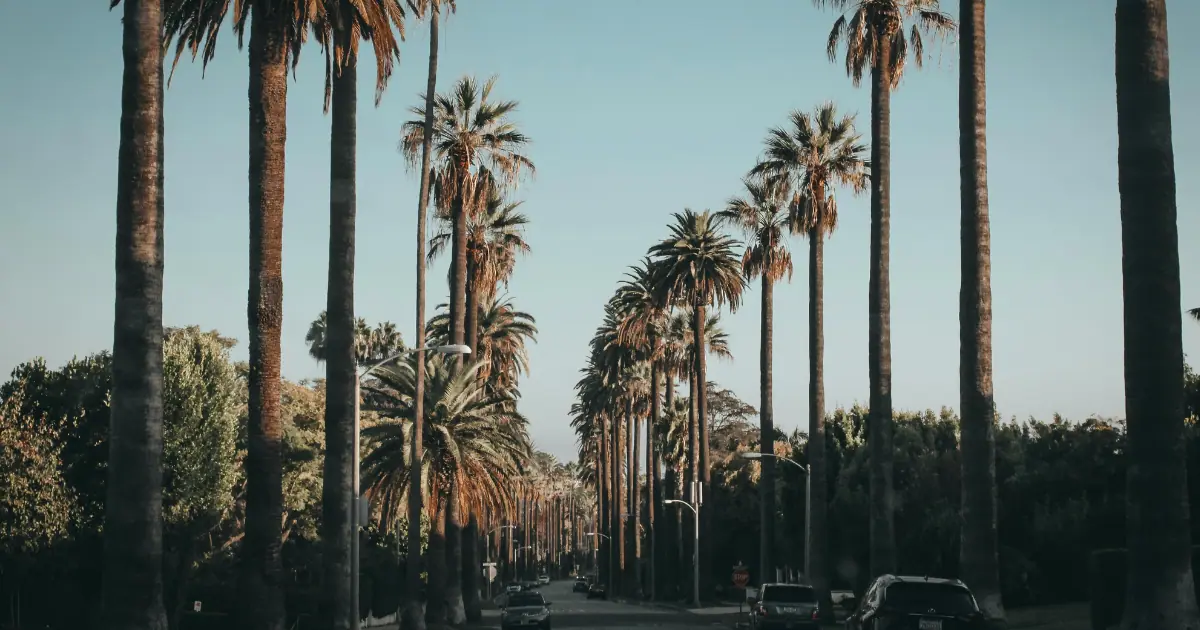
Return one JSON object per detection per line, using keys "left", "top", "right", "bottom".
{"left": 485, "top": 579, "right": 729, "bottom": 630}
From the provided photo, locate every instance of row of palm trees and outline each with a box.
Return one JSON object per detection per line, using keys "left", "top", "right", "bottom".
{"left": 568, "top": 1, "right": 1194, "bottom": 627}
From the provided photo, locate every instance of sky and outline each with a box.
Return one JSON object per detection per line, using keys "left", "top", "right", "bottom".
{"left": 1, "top": 0, "right": 1198, "bottom": 463}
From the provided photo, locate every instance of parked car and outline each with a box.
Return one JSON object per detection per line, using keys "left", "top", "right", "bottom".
{"left": 845, "top": 575, "right": 987, "bottom": 630}
{"left": 586, "top": 582, "right": 607, "bottom": 600}
{"left": 538, "top": 574, "right": 551, "bottom": 585}
{"left": 750, "top": 583, "right": 819, "bottom": 630}
{"left": 501, "top": 591, "right": 552, "bottom": 630}
{"left": 572, "top": 578, "right": 589, "bottom": 593}
{"left": 506, "top": 582, "right": 523, "bottom": 594}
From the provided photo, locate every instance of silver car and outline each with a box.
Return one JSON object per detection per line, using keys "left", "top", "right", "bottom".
{"left": 501, "top": 591, "right": 552, "bottom": 630}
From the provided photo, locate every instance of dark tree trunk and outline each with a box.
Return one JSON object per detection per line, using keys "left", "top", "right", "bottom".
{"left": 449, "top": 179, "right": 468, "bottom": 360}
{"left": 321, "top": 47, "right": 357, "bottom": 630}
{"left": 614, "top": 411, "right": 626, "bottom": 592}
{"left": 240, "top": 7, "right": 289, "bottom": 628}
{"left": 759, "top": 272, "right": 776, "bottom": 586}
{"left": 694, "top": 305, "right": 712, "bottom": 600}
{"left": 958, "top": 0, "right": 1006, "bottom": 622}
{"left": 648, "top": 360, "right": 660, "bottom": 600}
{"left": 1114, "top": 2, "right": 1199, "bottom": 630}
{"left": 425, "top": 496, "right": 448, "bottom": 625}
{"left": 599, "top": 417, "right": 609, "bottom": 589}
{"left": 445, "top": 482, "right": 466, "bottom": 624}
{"left": 404, "top": 9, "right": 438, "bottom": 630}
{"left": 464, "top": 515, "right": 482, "bottom": 622}
{"left": 102, "top": 0, "right": 168, "bottom": 626}
{"left": 867, "top": 41, "right": 897, "bottom": 579}
{"left": 632, "top": 403, "right": 643, "bottom": 598}
{"left": 465, "top": 262, "right": 480, "bottom": 354}
{"left": 686, "top": 374, "right": 698, "bottom": 602}
{"left": 808, "top": 227, "right": 833, "bottom": 619}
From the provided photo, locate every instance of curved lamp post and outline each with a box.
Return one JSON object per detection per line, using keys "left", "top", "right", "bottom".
{"left": 353, "top": 343, "right": 471, "bottom": 629}
{"left": 741, "top": 451, "right": 810, "bottom": 581}
{"left": 665, "top": 499, "right": 700, "bottom": 607}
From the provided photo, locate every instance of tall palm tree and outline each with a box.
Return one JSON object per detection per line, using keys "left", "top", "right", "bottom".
{"left": 315, "top": 9, "right": 406, "bottom": 624}
{"left": 102, "top": 0, "right": 168, "bottom": 626}
{"left": 397, "top": 2, "right": 453, "bottom": 626}
{"left": 815, "top": 0, "right": 954, "bottom": 577}
{"left": 955, "top": 0, "right": 1003, "bottom": 623}
{"left": 749, "top": 102, "right": 868, "bottom": 611}
{"left": 649, "top": 210, "right": 744, "bottom": 600}
{"left": 428, "top": 297, "right": 538, "bottom": 401}
{"left": 1188, "top": 308, "right": 1199, "bottom": 322}
{"left": 717, "top": 175, "right": 795, "bottom": 588}
{"left": 305, "top": 312, "right": 407, "bottom": 365}
{"left": 1114, "top": 0, "right": 1199, "bottom": 627}
{"left": 165, "top": 0, "right": 323, "bottom": 624}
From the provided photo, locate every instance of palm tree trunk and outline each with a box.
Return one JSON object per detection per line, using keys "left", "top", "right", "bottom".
{"left": 599, "top": 418, "right": 610, "bottom": 588}
{"left": 958, "top": 0, "right": 1005, "bottom": 623}
{"left": 321, "top": 48, "right": 357, "bottom": 630}
{"left": 808, "top": 226, "right": 833, "bottom": 620}
{"left": 103, "top": 0, "right": 168, "bottom": 625}
{"left": 446, "top": 483, "right": 466, "bottom": 624}
{"left": 404, "top": 9, "right": 438, "bottom": 630}
{"left": 449, "top": 178, "right": 468, "bottom": 361}
{"left": 241, "top": 8, "right": 289, "bottom": 628}
{"left": 465, "top": 262, "right": 480, "bottom": 353}
{"left": 867, "top": 41, "right": 897, "bottom": 579}
{"left": 693, "top": 304, "right": 712, "bottom": 600}
{"left": 758, "top": 272, "right": 776, "bottom": 586}
{"left": 425, "top": 495, "right": 449, "bottom": 625}
{"left": 614, "top": 412, "right": 626, "bottom": 591}
{"left": 648, "top": 360, "right": 660, "bottom": 600}
{"left": 631, "top": 404, "right": 643, "bottom": 598}
{"left": 686, "top": 374, "right": 697, "bottom": 601}
{"left": 463, "top": 514, "right": 482, "bottom": 621}
{"left": 1114, "top": 2, "right": 1199, "bottom": 629}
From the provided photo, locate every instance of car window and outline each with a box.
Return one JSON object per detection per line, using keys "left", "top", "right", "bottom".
{"left": 762, "top": 585, "right": 816, "bottom": 603}
{"left": 507, "top": 593, "right": 546, "bottom": 607}
{"left": 882, "top": 583, "right": 977, "bottom": 616}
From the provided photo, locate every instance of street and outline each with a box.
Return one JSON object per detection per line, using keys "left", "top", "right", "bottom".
{"left": 478, "top": 579, "right": 737, "bottom": 630}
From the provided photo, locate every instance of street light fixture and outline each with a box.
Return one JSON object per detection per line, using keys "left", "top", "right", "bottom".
{"left": 741, "top": 451, "right": 811, "bottom": 580}
{"left": 353, "top": 343, "right": 471, "bottom": 629}
{"left": 665, "top": 499, "right": 700, "bottom": 607}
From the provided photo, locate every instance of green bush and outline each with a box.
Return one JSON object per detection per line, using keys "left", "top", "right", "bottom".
{"left": 1089, "top": 546, "right": 1200, "bottom": 630}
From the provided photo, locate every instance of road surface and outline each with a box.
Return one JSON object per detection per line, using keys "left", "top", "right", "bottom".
{"left": 483, "top": 579, "right": 736, "bottom": 629}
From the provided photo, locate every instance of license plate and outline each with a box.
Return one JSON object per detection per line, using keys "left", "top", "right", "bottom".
{"left": 919, "top": 619, "right": 943, "bottom": 630}
{"left": 781, "top": 607, "right": 798, "bottom": 614}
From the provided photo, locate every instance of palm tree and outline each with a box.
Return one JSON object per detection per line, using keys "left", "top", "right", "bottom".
{"left": 305, "top": 312, "right": 407, "bottom": 365}
{"left": 648, "top": 210, "right": 744, "bottom": 600}
{"left": 398, "top": 2, "right": 454, "bottom": 626}
{"left": 428, "top": 298, "right": 537, "bottom": 401}
{"left": 717, "top": 175, "right": 795, "bottom": 588}
{"left": 102, "top": 0, "right": 168, "bottom": 626}
{"left": 815, "top": 0, "right": 954, "bottom": 577}
{"left": 360, "top": 355, "right": 530, "bottom": 625}
{"left": 1189, "top": 308, "right": 1199, "bottom": 323}
{"left": 1114, "top": 0, "right": 1199, "bottom": 627}
{"left": 955, "top": 0, "right": 1003, "bottom": 622}
{"left": 317, "top": 0, "right": 404, "bottom": 598}
{"left": 749, "top": 102, "right": 868, "bottom": 612}
{"left": 165, "top": 0, "right": 324, "bottom": 623}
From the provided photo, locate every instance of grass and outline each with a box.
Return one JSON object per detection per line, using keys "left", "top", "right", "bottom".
{"left": 1006, "top": 603, "right": 1089, "bottom": 630}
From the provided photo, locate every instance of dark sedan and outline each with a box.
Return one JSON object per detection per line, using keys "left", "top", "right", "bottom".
{"left": 845, "top": 575, "right": 988, "bottom": 630}
{"left": 501, "top": 591, "right": 552, "bottom": 630}
{"left": 586, "top": 582, "right": 607, "bottom": 600}
{"left": 572, "top": 578, "right": 589, "bottom": 593}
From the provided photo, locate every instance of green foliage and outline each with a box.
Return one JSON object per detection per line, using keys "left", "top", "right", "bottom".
{"left": 0, "top": 388, "right": 76, "bottom": 556}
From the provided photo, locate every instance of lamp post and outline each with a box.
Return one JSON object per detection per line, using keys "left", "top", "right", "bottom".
{"left": 585, "top": 532, "right": 609, "bottom": 576}
{"left": 486, "top": 524, "right": 516, "bottom": 600}
{"left": 353, "top": 343, "right": 471, "bottom": 629}
{"left": 664, "top": 499, "right": 700, "bottom": 607}
{"left": 741, "top": 451, "right": 810, "bottom": 580}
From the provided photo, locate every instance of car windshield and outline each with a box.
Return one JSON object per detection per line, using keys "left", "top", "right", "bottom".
{"left": 508, "top": 593, "right": 545, "bottom": 608}
{"left": 882, "top": 583, "right": 977, "bottom": 615}
{"left": 762, "top": 585, "right": 816, "bottom": 604}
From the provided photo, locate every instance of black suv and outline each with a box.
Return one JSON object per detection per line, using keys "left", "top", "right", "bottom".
{"left": 750, "top": 583, "right": 819, "bottom": 630}
{"left": 573, "top": 577, "right": 589, "bottom": 593}
{"left": 846, "top": 575, "right": 987, "bottom": 630}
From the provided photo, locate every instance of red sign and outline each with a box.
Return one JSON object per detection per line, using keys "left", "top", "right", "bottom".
{"left": 732, "top": 566, "right": 750, "bottom": 589}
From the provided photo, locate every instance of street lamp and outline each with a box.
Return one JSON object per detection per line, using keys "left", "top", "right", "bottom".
{"left": 741, "top": 451, "right": 810, "bottom": 580}
{"left": 665, "top": 499, "right": 700, "bottom": 607}
{"left": 485, "top": 524, "right": 516, "bottom": 599}
{"left": 353, "top": 343, "right": 471, "bottom": 629}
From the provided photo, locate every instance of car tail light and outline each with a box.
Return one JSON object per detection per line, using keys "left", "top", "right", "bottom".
{"left": 756, "top": 604, "right": 768, "bottom": 617}
{"left": 812, "top": 606, "right": 820, "bottom": 620}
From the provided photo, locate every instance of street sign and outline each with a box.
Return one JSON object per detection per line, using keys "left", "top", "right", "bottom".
{"left": 484, "top": 566, "right": 497, "bottom": 580}
{"left": 732, "top": 563, "right": 750, "bottom": 589}
{"left": 193, "top": 601, "right": 202, "bottom": 613}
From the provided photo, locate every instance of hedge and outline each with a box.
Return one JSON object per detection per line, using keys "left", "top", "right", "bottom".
{"left": 1088, "top": 546, "right": 1200, "bottom": 630}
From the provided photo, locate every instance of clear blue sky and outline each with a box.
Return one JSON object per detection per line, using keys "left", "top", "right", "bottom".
{"left": 1, "top": 1, "right": 1198, "bottom": 461}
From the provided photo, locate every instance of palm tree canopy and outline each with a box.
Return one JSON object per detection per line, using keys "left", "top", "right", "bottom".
{"left": 310, "top": 0, "right": 409, "bottom": 109}
{"left": 647, "top": 210, "right": 746, "bottom": 312}
{"left": 360, "top": 355, "right": 530, "bottom": 527}
{"left": 304, "top": 311, "right": 406, "bottom": 365}
{"left": 749, "top": 102, "right": 870, "bottom": 238}
{"left": 399, "top": 75, "right": 535, "bottom": 217}
{"left": 1189, "top": 307, "right": 1199, "bottom": 323}
{"left": 164, "top": 0, "right": 314, "bottom": 82}
{"left": 815, "top": 0, "right": 955, "bottom": 88}
{"left": 428, "top": 297, "right": 538, "bottom": 397}
{"left": 717, "top": 175, "right": 796, "bottom": 284}
{"left": 430, "top": 190, "right": 532, "bottom": 301}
